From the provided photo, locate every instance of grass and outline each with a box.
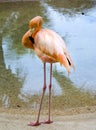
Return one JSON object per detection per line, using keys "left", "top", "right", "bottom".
{"left": 50, "top": 70, "right": 96, "bottom": 110}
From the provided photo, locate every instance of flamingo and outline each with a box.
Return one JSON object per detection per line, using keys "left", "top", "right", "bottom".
{"left": 22, "top": 16, "right": 74, "bottom": 126}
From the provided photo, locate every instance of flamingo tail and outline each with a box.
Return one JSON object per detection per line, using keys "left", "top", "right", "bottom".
{"left": 58, "top": 53, "right": 74, "bottom": 74}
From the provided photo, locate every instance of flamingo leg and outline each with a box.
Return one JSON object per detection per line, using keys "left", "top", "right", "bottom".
{"left": 28, "top": 63, "right": 46, "bottom": 126}
{"left": 43, "top": 63, "right": 53, "bottom": 124}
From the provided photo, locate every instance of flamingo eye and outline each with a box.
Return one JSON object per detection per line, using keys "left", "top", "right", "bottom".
{"left": 30, "top": 28, "right": 35, "bottom": 33}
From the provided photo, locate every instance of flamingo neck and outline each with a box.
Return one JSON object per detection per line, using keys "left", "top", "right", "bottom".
{"left": 32, "top": 26, "right": 41, "bottom": 38}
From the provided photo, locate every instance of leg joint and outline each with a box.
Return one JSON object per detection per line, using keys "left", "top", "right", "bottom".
{"left": 43, "top": 85, "right": 46, "bottom": 91}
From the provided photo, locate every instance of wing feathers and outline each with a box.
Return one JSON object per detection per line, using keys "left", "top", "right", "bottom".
{"left": 35, "top": 29, "right": 74, "bottom": 73}
{"left": 58, "top": 53, "right": 70, "bottom": 74}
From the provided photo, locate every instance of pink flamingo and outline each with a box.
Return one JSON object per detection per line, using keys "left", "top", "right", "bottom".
{"left": 22, "top": 16, "right": 74, "bottom": 126}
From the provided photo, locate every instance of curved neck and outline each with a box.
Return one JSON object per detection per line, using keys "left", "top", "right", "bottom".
{"left": 33, "top": 26, "right": 41, "bottom": 37}
{"left": 29, "top": 16, "right": 43, "bottom": 38}
{"left": 33, "top": 23, "right": 42, "bottom": 38}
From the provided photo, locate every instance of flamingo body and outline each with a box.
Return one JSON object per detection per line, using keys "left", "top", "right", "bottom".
{"left": 22, "top": 28, "right": 74, "bottom": 73}
{"left": 22, "top": 16, "right": 74, "bottom": 126}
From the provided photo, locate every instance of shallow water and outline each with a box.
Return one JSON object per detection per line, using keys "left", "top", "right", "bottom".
{"left": 0, "top": 1, "right": 96, "bottom": 108}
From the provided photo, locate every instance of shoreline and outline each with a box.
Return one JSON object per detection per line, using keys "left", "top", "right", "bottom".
{"left": 0, "top": 105, "right": 96, "bottom": 116}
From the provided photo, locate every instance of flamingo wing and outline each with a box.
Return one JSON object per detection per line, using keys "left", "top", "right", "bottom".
{"left": 34, "top": 29, "right": 74, "bottom": 73}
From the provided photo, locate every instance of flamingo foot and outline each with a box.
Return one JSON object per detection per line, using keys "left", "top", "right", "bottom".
{"left": 42, "top": 120, "right": 53, "bottom": 124}
{"left": 28, "top": 121, "right": 41, "bottom": 126}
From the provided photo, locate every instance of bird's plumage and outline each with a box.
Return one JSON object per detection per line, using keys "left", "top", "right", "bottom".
{"left": 35, "top": 28, "right": 74, "bottom": 72}
{"left": 22, "top": 16, "right": 74, "bottom": 73}
{"left": 22, "top": 16, "right": 74, "bottom": 126}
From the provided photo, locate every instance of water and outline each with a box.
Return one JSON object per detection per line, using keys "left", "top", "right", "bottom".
{"left": 0, "top": 1, "right": 96, "bottom": 108}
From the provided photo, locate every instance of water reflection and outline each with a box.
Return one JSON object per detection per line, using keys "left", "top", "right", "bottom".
{"left": 0, "top": 35, "right": 22, "bottom": 108}
{"left": 0, "top": 1, "right": 96, "bottom": 108}
{"left": 42, "top": 2, "right": 96, "bottom": 90}
{"left": 2, "top": 35, "right": 62, "bottom": 96}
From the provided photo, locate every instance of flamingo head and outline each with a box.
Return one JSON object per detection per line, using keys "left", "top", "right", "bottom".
{"left": 29, "top": 16, "right": 43, "bottom": 34}
{"left": 22, "top": 30, "right": 34, "bottom": 49}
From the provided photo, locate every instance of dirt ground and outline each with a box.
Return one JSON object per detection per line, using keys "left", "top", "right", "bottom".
{"left": 0, "top": 106, "right": 96, "bottom": 130}
{"left": 0, "top": 112, "right": 96, "bottom": 130}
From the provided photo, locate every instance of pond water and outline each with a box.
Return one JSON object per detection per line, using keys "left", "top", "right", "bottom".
{"left": 0, "top": 1, "right": 96, "bottom": 108}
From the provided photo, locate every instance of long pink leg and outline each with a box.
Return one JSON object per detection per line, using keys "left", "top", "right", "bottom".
{"left": 43, "top": 63, "right": 53, "bottom": 124}
{"left": 28, "top": 63, "right": 46, "bottom": 126}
